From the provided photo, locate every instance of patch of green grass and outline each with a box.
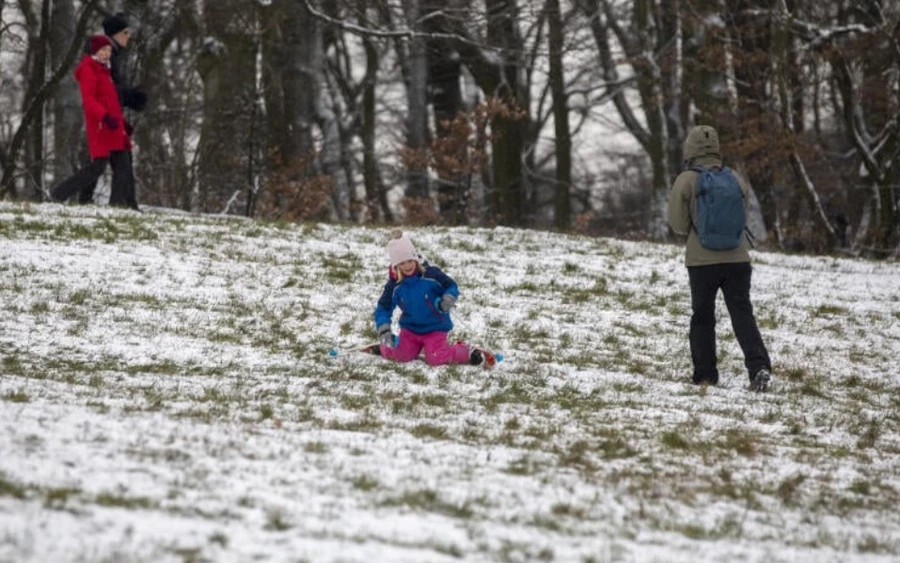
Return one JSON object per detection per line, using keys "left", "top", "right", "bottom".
{"left": 848, "top": 479, "right": 871, "bottom": 496}
{"left": 1, "top": 355, "right": 26, "bottom": 376}
{"left": 351, "top": 474, "right": 379, "bottom": 492}
{"left": 142, "top": 386, "right": 165, "bottom": 411}
{"left": 857, "top": 535, "right": 894, "bottom": 554}
{"left": 562, "top": 262, "right": 580, "bottom": 275}
{"left": 660, "top": 430, "right": 692, "bottom": 451}
{"left": 596, "top": 437, "right": 638, "bottom": 460}
{"left": 44, "top": 486, "right": 82, "bottom": 509}
{"left": 720, "top": 428, "right": 759, "bottom": 457}
{"left": 854, "top": 418, "right": 881, "bottom": 450}
{"left": 95, "top": 491, "right": 155, "bottom": 510}
{"left": 0, "top": 473, "right": 28, "bottom": 499}
{"left": 556, "top": 439, "right": 597, "bottom": 472}
{"left": 776, "top": 473, "right": 807, "bottom": 507}
{"left": 340, "top": 393, "right": 373, "bottom": 410}
{"left": 481, "top": 381, "right": 532, "bottom": 411}
{"left": 67, "top": 289, "right": 91, "bottom": 305}
{"left": 811, "top": 304, "right": 849, "bottom": 318}
{"left": 321, "top": 253, "right": 361, "bottom": 283}
{"left": 209, "top": 532, "right": 229, "bottom": 547}
{"left": 264, "top": 507, "right": 293, "bottom": 531}
{"left": 409, "top": 422, "right": 449, "bottom": 440}
{"left": 3, "top": 388, "right": 30, "bottom": 403}
{"left": 304, "top": 441, "right": 329, "bottom": 454}
{"left": 30, "top": 301, "right": 50, "bottom": 314}
{"left": 379, "top": 488, "right": 474, "bottom": 519}
{"left": 505, "top": 455, "right": 540, "bottom": 476}
{"left": 86, "top": 400, "right": 110, "bottom": 414}
{"left": 327, "top": 412, "right": 384, "bottom": 433}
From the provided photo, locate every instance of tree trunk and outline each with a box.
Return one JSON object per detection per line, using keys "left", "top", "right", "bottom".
{"left": 49, "top": 0, "right": 82, "bottom": 186}
{"left": 403, "top": 0, "right": 430, "bottom": 202}
{"left": 727, "top": 1, "right": 782, "bottom": 246}
{"left": 423, "top": 0, "right": 466, "bottom": 223}
{"left": 546, "top": 0, "right": 571, "bottom": 230}
{"left": 361, "top": 34, "right": 392, "bottom": 222}
{"left": 774, "top": 0, "right": 837, "bottom": 247}
{"left": 20, "top": 0, "right": 51, "bottom": 200}
{"left": 126, "top": 3, "right": 194, "bottom": 210}
{"left": 485, "top": 0, "right": 527, "bottom": 226}
{"left": 601, "top": 0, "right": 668, "bottom": 238}
{"left": 197, "top": 0, "right": 258, "bottom": 214}
{"left": 0, "top": 0, "right": 98, "bottom": 199}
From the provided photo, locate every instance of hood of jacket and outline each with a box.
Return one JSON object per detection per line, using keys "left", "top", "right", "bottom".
{"left": 683, "top": 125, "right": 720, "bottom": 161}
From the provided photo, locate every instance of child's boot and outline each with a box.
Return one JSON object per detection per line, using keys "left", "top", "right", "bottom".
{"left": 469, "top": 348, "right": 497, "bottom": 368}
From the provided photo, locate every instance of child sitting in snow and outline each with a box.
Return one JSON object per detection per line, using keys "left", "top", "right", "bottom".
{"left": 370, "top": 230, "right": 496, "bottom": 367}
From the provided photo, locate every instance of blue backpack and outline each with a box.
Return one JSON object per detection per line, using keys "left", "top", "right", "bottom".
{"left": 691, "top": 166, "right": 746, "bottom": 250}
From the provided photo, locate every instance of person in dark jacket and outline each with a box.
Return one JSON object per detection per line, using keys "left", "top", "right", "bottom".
{"left": 101, "top": 13, "right": 144, "bottom": 209}
{"left": 50, "top": 35, "right": 135, "bottom": 207}
{"left": 102, "top": 13, "right": 147, "bottom": 114}
{"left": 372, "top": 230, "right": 496, "bottom": 367}
{"left": 667, "top": 125, "right": 772, "bottom": 391}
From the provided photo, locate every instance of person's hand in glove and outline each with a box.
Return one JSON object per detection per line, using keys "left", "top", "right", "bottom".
{"left": 102, "top": 114, "right": 119, "bottom": 130}
{"left": 377, "top": 324, "right": 394, "bottom": 348}
{"left": 436, "top": 294, "right": 457, "bottom": 313}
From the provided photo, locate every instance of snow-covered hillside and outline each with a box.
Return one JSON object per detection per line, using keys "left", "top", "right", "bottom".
{"left": 1, "top": 202, "right": 899, "bottom": 562}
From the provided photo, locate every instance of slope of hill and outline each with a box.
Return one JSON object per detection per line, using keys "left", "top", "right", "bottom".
{"left": 1, "top": 202, "right": 899, "bottom": 562}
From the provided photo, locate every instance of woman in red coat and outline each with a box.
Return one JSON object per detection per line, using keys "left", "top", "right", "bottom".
{"left": 50, "top": 35, "right": 137, "bottom": 209}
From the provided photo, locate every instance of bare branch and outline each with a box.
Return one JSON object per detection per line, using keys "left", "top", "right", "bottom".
{"left": 1, "top": 0, "right": 101, "bottom": 196}
{"left": 300, "top": 0, "right": 484, "bottom": 47}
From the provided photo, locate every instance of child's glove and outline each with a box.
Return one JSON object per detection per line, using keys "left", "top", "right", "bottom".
{"left": 436, "top": 294, "right": 457, "bottom": 313}
{"left": 377, "top": 324, "right": 394, "bottom": 347}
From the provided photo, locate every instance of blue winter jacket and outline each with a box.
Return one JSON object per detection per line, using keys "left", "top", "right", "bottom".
{"left": 374, "top": 265, "right": 460, "bottom": 335}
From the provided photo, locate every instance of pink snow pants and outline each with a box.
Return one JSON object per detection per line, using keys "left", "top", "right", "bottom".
{"left": 380, "top": 328, "right": 470, "bottom": 365}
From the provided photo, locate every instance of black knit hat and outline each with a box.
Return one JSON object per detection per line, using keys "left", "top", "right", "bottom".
{"left": 102, "top": 13, "right": 129, "bottom": 36}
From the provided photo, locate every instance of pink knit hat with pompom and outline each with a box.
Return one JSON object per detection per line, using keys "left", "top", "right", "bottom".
{"left": 386, "top": 230, "right": 418, "bottom": 267}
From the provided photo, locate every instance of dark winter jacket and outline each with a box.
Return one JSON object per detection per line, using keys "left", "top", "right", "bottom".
{"left": 374, "top": 265, "right": 460, "bottom": 335}
{"left": 74, "top": 55, "right": 131, "bottom": 159}
{"left": 97, "top": 38, "right": 146, "bottom": 112}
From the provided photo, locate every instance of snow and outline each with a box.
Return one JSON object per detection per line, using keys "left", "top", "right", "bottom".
{"left": 1, "top": 202, "right": 899, "bottom": 562}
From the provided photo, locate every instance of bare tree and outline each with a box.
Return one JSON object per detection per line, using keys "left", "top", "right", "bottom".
{"left": 126, "top": 1, "right": 202, "bottom": 211}
{"left": 579, "top": 0, "right": 673, "bottom": 239}
{"left": 546, "top": 0, "right": 572, "bottom": 230}
{"left": 0, "top": 0, "right": 99, "bottom": 199}
{"left": 196, "top": 0, "right": 258, "bottom": 214}
{"left": 49, "top": 0, "right": 82, "bottom": 186}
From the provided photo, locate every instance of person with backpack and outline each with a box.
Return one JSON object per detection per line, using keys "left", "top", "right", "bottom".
{"left": 667, "top": 125, "right": 772, "bottom": 391}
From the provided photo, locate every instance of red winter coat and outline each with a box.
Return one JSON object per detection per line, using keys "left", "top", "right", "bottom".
{"left": 74, "top": 55, "right": 131, "bottom": 159}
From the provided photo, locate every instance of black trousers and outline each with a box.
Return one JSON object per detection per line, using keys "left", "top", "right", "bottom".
{"left": 50, "top": 151, "right": 138, "bottom": 209}
{"left": 687, "top": 262, "right": 771, "bottom": 384}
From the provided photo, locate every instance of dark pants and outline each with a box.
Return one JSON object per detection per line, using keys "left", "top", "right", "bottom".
{"left": 687, "top": 262, "right": 771, "bottom": 384}
{"left": 51, "top": 151, "right": 138, "bottom": 209}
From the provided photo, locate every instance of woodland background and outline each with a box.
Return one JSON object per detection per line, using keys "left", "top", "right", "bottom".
{"left": 1, "top": 0, "right": 898, "bottom": 256}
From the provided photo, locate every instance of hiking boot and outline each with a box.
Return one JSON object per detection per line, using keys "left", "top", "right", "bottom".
{"left": 750, "top": 369, "right": 771, "bottom": 392}
{"left": 469, "top": 348, "right": 497, "bottom": 368}
{"left": 692, "top": 374, "right": 719, "bottom": 386}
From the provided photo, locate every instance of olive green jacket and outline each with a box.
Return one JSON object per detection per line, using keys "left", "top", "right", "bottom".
{"left": 667, "top": 154, "right": 752, "bottom": 267}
